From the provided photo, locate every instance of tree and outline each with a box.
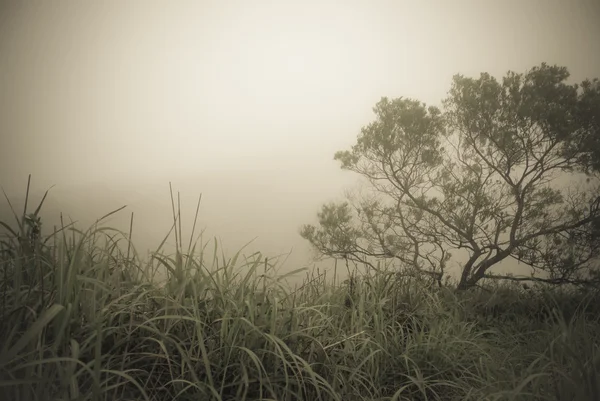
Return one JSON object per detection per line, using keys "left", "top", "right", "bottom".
{"left": 301, "top": 63, "right": 600, "bottom": 290}
{"left": 564, "top": 77, "right": 600, "bottom": 174}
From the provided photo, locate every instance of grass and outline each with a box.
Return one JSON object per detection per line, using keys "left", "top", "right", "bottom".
{"left": 1, "top": 176, "right": 600, "bottom": 401}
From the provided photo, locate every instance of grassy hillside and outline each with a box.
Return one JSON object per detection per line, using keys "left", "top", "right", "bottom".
{"left": 1, "top": 182, "right": 599, "bottom": 401}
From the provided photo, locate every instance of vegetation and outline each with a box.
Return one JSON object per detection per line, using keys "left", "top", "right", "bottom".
{"left": 2, "top": 64, "right": 600, "bottom": 400}
{"left": 301, "top": 63, "right": 600, "bottom": 290}
{"left": 1, "top": 175, "right": 600, "bottom": 401}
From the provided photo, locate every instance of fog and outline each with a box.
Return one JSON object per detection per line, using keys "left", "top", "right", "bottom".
{"left": 1, "top": 0, "right": 599, "bottom": 286}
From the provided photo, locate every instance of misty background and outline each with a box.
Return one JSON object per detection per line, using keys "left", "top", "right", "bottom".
{"left": 1, "top": 0, "right": 599, "bottom": 286}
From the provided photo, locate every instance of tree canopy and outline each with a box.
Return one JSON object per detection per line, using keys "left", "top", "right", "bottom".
{"left": 301, "top": 63, "right": 600, "bottom": 290}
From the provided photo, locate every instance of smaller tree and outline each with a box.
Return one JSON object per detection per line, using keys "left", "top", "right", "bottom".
{"left": 301, "top": 63, "right": 600, "bottom": 290}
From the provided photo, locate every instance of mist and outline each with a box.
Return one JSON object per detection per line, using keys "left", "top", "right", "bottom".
{"left": 1, "top": 0, "right": 599, "bottom": 286}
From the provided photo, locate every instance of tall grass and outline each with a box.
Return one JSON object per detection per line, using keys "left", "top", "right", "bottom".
{"left": 1, "top": 176, "right": 599, "bottom": 400}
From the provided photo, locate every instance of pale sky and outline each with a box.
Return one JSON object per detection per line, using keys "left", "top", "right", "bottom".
{"left": 1, "top": 0, "right": 599, "bottom": 285}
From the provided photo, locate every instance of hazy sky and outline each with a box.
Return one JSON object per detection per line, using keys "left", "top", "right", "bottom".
{"left": 1, "top": 0, "right": 599, "bottom": 284}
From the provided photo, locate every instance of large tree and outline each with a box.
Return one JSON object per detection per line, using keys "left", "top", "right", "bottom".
{"left": 301, "top": 63, "right": 600, "bottom": 290}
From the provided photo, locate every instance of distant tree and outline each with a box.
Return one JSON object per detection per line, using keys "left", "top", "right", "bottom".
{"left": 301, "top": 63, "right": 600, "bottom": 290}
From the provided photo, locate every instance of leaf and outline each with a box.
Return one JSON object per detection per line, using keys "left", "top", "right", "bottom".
{"left": 0, "top": 304, "right": 65, "bottom": 367}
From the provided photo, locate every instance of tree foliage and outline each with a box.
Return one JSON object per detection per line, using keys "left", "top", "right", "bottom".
{"left": 301, "top": 63, "right": 600, "bottom": 290}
